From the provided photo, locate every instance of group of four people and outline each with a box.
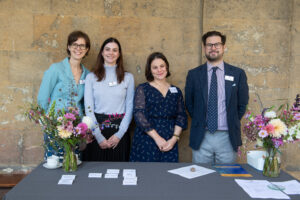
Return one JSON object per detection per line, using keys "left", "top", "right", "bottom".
{"left": 37, "top": 30, "right": 249, "bottom": 164}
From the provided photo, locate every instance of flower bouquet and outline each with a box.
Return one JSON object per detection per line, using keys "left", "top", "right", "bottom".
{"left": 26, "top": 101, "right": 93, "bottom": 172}
{"left": 243, "top": 95, "right": 300, "bottom": 177}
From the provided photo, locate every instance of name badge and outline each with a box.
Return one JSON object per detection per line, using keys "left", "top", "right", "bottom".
{"left": 225, "top": 75, "right": 234, "bottom": 81}
{"left": 79, "top": 80, "right": 85, "bottom": 84}
{"left": 169, "top": 87, "right": 178, "bottom": 93}
{"left": 108, "top": 81, "right": 117, "bottom": 87}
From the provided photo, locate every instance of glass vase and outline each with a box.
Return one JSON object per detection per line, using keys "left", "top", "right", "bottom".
{"left": 62, "top": 142, "right": 77, "bottom": 172}
{"left": 263, "top": 147, "right": 280, "bottom": 177}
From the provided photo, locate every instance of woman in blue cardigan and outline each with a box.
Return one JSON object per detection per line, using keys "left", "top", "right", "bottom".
{"left": 37, "top": 30, "right": 90, "bottom": 159}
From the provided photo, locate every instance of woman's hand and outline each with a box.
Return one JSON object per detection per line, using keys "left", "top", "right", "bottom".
{"left": 85, "top": 132, "right": 94, "bottom": 144}
{"left": 147, "top": 129, "right": 167, "bottom": 151}
{"left": 108, "top": 135, "right": 121, "bottom": 149}
{"left": 154, "top": 136, "right": 167, "bottom": 151}
{"left": 161, "top": 137, "right": 177, "bottom": 152}
{"left": 99, "top": 139, "right": 111, "bottom": 149}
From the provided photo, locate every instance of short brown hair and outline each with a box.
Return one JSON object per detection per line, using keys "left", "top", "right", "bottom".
{"left": 66, "top": 30, "right": 91, "bottom": 56}
{"left": 202, "top": 31, "right": 226, "bottom": 45}
{"left": 145, "top": 52, "right": 171, "bottom": 82}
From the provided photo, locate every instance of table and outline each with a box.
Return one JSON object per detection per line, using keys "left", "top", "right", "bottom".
{"left": 3, "top": 162, "right": 299, "bottom": 200}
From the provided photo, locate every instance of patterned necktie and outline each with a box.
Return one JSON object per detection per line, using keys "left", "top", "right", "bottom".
{"left": 207, "top": 67, "right": 218, "bottom": 133}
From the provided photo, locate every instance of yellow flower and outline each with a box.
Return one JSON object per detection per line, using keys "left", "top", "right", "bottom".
{"left": 268, "top": 119, "right": 288, "bottom": 138}
{"left": 57, "top": 126, "right": 72, "bottom": 139}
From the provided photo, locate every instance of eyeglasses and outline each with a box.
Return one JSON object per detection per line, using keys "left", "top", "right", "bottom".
{"left": 205, "top": 42, "right": 223, "bottom": 49}
{"left": 71, "top": 43, "right": 87, "bottom": 50}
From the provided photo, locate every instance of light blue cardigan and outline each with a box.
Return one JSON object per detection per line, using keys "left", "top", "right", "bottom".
{"left": 37, "top": 57, "right": 89, "bottom": 116}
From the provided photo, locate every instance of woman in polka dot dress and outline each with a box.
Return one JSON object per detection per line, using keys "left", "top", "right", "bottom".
{"left": 130, "top": 52, "right": 187, "bottom": 162}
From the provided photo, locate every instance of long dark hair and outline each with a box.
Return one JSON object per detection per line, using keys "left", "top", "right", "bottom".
{"left": 93, "top": 37, "right": 125, "bottom": 83}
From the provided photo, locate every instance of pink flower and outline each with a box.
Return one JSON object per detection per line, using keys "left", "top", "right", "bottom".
{"left": 64, "top": 113, "right": 76, "bottom": 121}
{"left": 272, "top": 138, "right": 284, "bottom": 148}
{"left": 265, "top": 124, "right": 275, "bottom": 134}
{"left": 294, "top": 113, "right": 300, "bottom": 121}
{"left": 76, "top": 123, "right": 88, "bottom": 136}
{"left": 258, "top": 130, "right": 268, "bottom": 138}
{"left": 64, "top": 121, "right": 74, "bottom": 132}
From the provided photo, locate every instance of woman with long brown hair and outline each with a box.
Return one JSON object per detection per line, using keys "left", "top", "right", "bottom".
{"left": 83, "top": 38, "right": 134, "bottom": 161}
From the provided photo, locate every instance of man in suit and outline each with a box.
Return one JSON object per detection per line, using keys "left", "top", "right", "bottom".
{"left": 185, "top": 31, "right": 249, "bottom": 164}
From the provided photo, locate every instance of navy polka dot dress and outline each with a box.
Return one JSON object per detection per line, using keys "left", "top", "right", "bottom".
{"left": 130, "top": 82, "right": 187, "bottom": 162}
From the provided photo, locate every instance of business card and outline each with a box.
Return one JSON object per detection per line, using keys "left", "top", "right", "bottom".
{"left": 88, "top": 173, "right": 102, "bottom": 178}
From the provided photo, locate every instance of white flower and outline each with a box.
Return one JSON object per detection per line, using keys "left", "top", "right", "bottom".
{"left": 258, "top": 130, "right": 268, "bottom": 138}
{"left": 82, "top": 116, "right": 94, "bottom": 129}
{"left": 268, "top": 119, "right": 288, "bottom": 138}
{"left": 287, "top": 135, "right": 294, "bottom": 142}
{"left": 264, "top": 111, "right": 276, "bottom": 118}
{"left": 291, "top": 123, "right": 300, "bottom": 139}
{"left": 57, "top": 117, "right": 63, "bottom": 122}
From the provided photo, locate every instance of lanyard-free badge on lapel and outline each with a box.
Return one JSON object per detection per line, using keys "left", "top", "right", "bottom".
{"left": 169, "top": 87, "right": 178, "bottom": 93}
{"left": 225, "top": 75, "right": 234, "bottom": 81}
{"left": 108, "top": 81, "right": 117, "bottom": 87}
{"left": 79, "top": 80, "right": 85, "bottom": 84}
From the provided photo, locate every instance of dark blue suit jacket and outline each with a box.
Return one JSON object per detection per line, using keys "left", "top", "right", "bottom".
{"left": 185, "top": 62, "right": 249, "bottom": 152}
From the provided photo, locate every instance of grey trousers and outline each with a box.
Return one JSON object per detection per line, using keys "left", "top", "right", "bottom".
{"left": 192, "top": 130, "right": 236, "bottom": 164}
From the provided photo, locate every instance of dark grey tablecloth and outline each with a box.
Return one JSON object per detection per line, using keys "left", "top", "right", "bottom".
{"left": 3, "top": 162, "right": 299, "bottom": 200}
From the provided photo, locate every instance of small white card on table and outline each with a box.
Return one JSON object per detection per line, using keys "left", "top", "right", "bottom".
{"left": 88, "top": 173, "right": 102, "bottom": 178}
{"left": 105, "top": 173, "right": 119, "bottom": 179}
{"left": 106, "top": 169, "right": 120, "bottom": 174}
{"left": 123, "top": 169, "right": 136, "bottom": 178}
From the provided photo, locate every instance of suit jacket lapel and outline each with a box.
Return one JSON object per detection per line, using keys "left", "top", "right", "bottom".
{"left": 199, "top": 64, "right": 208, "bottom": 106}
{"left": 224, "top": 63, "right": 233, "bottom": 107}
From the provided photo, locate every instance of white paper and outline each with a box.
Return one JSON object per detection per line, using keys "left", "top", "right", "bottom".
{"left": 271, "top": 180, "right": 300, "bottom": 195}
{"left": 124, "top": 177, "right": 137, "bottom": 181}
{"left": 58, "top": 174, "right": 76, "bottom": 185}
{"left": 104, "top": 173, "right": 118, "bottom": 179}
{"left": 168, "top": 165, "right": 215, "bottom": 179}
{"left": 58, "top": 179, "right": 74, "bottom": 185}
{"left": 235, "top": 179, "right": 290, "bottom": 199}
{"left": 106, "top": 169, "right": 120, "bottom": 174}
{"left": 123, "top": 169, "right": 136, "bottom": 178}
{"left": 61, "top": 175, "right": 76, "bottom": 180}
{"left": 123, "top": 177, "right": 137, "bottom": 185}
{"left": 88, "top": 173, "right": 102, "bottom": 178}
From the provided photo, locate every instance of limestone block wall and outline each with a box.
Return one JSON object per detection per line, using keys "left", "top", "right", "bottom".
{"left": 0, "top": 0, "right": 201, "bottom": 167}
{"left": 0, "top": 0, "right": 299, "bottom": 169}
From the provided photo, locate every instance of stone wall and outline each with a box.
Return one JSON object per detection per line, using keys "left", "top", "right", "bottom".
{"left": 0, "top": 0, "right": 202, "bottom": 167}
{"left": 0, "top": 0, "right": 299, "bottom": 170}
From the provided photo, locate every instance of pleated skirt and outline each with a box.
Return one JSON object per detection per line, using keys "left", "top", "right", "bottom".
{"left": 82, "top": 113, "right": 130, "bottom": 161}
